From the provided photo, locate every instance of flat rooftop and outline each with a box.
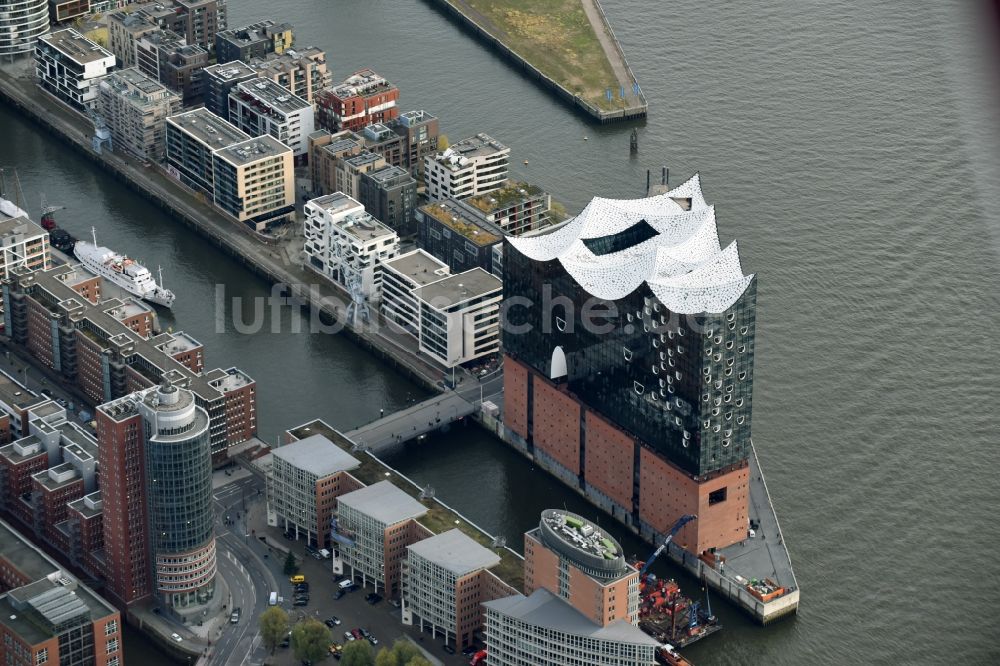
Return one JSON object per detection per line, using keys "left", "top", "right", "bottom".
{"left": 421, "top": 201, "right": 502, "bottom": 246}
{"left": 67, "top": 491, "right": 102, "bottom": 519}
{"left": 366, "top": 165, "right": 414, "bottom": 188}
{"left": 154, "top": 330, "right": 202, "bottom": 354}
{"left": 0, "top": 215, "right": 46, "bottom": 240}
{"left": 307, "top": 192, "right": 364, "bottom": 218}
{"left": 40, "top": 29, "right": 113, "bottom": 65}
{"left": 398, "top": 109, "right": 435, "bottom": 127}
{"left": 216, "top": 135, "right": 292, "bottom": 167}
{"left": 331, "top": 69, "right": 394, "bottom": 98}
{"left": 336, "top": 211, "right": 396, "bottom": 243}
{"left": 206, "top": 367, "right": 254, "bottom": 392}
{"left": 101, "top": 67, "right": 173, "bottom": 99}
{"left": 235, "top": 78, "right": 310, "bottom": 114}
{"left": 382, "top": 250, "right": 449, "bottom": 287}
{"left": 436, "top": 133, "right": 508, "bottom": 162}
{"left": 343, "top": 151, "right": 384, "bottom": 171}
{"left": 484, "top": 588, "right": 659, "bottom": 646}
{"left": 338, "top": 480, "right": 427, "bottom": 526}
{"left": 219, "top": 20, "right": 292, "bottom": 46}
{"left": 250, "top": 46, "right": 326, "bottom": 74}
{"left": 412, "top": 268, "right": 501, "bottom": 307}
{"left": 464, "top": 180, "right": 546, "bottom": 214}
{"left": 168, "top": 108, "right": 250, "bottom": 149}
{"left": 204, "top": 61, "right": 257, "bottom": 82}
{"left": 271, "top": 434, "right": 361, "bottom": 478}
{"left": 322, "top": 133, "right": 364, "bottom": 157}
{"left": 0, "top": 371, "right": 42, "bottom": 411}
{"left": 407, "top": 528, "right": 500, "bottom": 577}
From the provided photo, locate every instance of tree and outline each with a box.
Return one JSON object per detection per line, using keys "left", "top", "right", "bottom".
{"left": 283, "top": 550, "right": 298, "bottom": 576}
{"left": 437, "top": 134, "right": 450, "bottom": 150}
{"left": 549, "top": 199, "right": 569, "bottom": 224}
{"left": 341, "top": 639, "right": 375, "bottom": 666}
{"left": 406, "top": 657, "right": 432, "bottom": 666}
{"left": 291, "top": 618, "right": 331, "bottom": 664}
{"left": 258, "top": 606, "right": 289, "bottom": 655}
{"left": 375, "top": 641, "right": 423, "bottom": 666}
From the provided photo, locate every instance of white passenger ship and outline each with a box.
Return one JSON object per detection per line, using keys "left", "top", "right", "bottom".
{"left": 74, "top": 228, "right": 175, "bottom": 308}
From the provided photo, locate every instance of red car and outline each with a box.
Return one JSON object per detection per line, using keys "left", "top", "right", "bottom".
{"left": 351, "top": 629, "right": 363, "bottom": 641}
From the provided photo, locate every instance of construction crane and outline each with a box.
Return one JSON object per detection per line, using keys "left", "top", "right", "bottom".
{"left": 639, "top": 514, "right": 696, "bottom": 577}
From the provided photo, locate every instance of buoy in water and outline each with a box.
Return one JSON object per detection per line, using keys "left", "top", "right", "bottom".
{"left": 584, "top": 136, "right": 589, "bottom": 140}
{"left": 523, "top": 160, "right": 529, "bottom": 165}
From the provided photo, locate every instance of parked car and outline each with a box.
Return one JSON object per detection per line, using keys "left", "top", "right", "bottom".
{"left": 344, "top": 632, "right": 355, "bottom": 642}
{"left": 324, "top": 619, "right": 337, "bottom": 628}
{"left": 442, "top": 644, "right": 455, "bottom": 654}
{"left": 389, "top": 599, "right": 401, "bottom": 608}
{"left": 358, "top": 628, "right": 370, "bottom": 639}
{"left": 293, "top": 598, "right": 308, "bottom": 606}
{"left": 351, "top": 629, "right": 363, "bottom": 641}
{"left": 365, "top": 593, "right": 382, "bottom": 605}
{"left": 294, "top": 583, "right": 310, "bottom": 592}
{"left": 327, "top": 616, "right": 341, "bottom": 626}
{"left": 333, "top": 590, "right": 345, "bottom": 600}
{"left": 170, "top": 633, "right": 183, "bottom": 643}
{"left": 367, "top": 635, "right": 378, "bottom": 646}
{"left": 280, "top": 632, "right": 291, "bottom": 648}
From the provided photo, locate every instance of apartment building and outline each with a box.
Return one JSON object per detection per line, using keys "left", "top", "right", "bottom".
{"left": 99, "top": 67, "right": 183, "bottom": 162}
{"left": 228, "top": 77, "right": 315, "bottom": 157}
{"left": 378, "top": 250, "right": 501, "bottom": 368}
{"left": 315, "top": 69, "right": 398, "bottom": 132}
{"left": 0, "top": 0, "right": 49, "bottom": 58}
{"left": 335, "top": 151, "right": 385, "bottom": 201}
{"left": 0, "top": 520, "right": 122, "bottom": 666}
{"left": 334, "top": 480, "right": 429, "bottom": 597}
{"left": 458, "top": 179, "right": 551, "bottom": 236}
{"left": 0, "top": 215, "right": 49, "bottom": 280}
{"left": 248, "top": 46, "right": 332, "bottom": 103}
{"left": 48, "top": 0, "right": 90, "bottom": 23}
{"left": 203, "top": 60, "right": 256, "bottom": 121}
{"left": 212, "top": 135, "right": 295, "bottom": 230}
{"left": 358, "top": 165, "right": 417, "bottom": 235}
{"left": 424, "top": 134, "right": 509, "bottom": 201}
{"left": 0, "top": 263, "right": 258, "bottom": 460}
{"left": 107, "top": 0, "right": 225, "bottom": 67}
{"left": 417, "top": 199, "right": 503, "bottom": 275}
{"left": 165, "top": 107, "right": 251, "bottom": 194}
{"left": 303, "top": 193, "right": 399, "bottom": 300}
{"left": 215, "top": 19, "right": 292, "bottom": 64}
{"left": 402, "top": 529, "right": 515, "bottom": 649}
{"left": 308, "top": 129, "right": 364, "bottom": 196}
{"left": 34, "top": 28, "right": 115, "bottom": 112}
{"left": 135, "top": 29, "right": 208, "bottom": 105}
{"left": 266, "top": 433, "right": 362, "bottom": 548}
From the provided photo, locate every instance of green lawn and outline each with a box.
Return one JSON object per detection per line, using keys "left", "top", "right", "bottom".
{"left": 457, "top": 0, "right": 623, "bottom": 109}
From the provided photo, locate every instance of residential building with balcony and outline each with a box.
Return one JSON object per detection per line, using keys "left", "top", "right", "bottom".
{"left": 215, "top": 19, "right": 292, "bottom": 64}
{"left": 107, "top": 0, "right": 225, "bottom": 66}
{"left": 459, "top": 179, "right": 551, "bottom": 236}
{"left": 315, "top": 69, "right": 398, "bottom": 132}
{"left": 99, "top": 67, "right": 183, "bottom": 162}
{"left": 203, "top": 60, "right": 255, "bottom": 121}
{"left": 212, "top": 135, "right": 295, "bottom": 231}
{"left": 358, "top": 164, "right": 417, "bottom": 235}
{"left": 0, "top": 0, "right": 49, "bottom": 58}
{"left": 34, "top": 28, "right": 115, "bottom": 112}
{"left": 401, "top": 529, "right": 516, "bottom": 649}
{"left": 417, "top": 199, "right": 504, "bottom": 276}
{"left": 248, "top": 46, "right": 331, "bottom": 103}
{"left": 228, "top": 77, "right": 314, "bottom": 157}
{"left": 334, "top": 151, "right": 385, "bottom": 201}
{"left": 424, "top": 133, "right": 509, "bottom": 201}
{"left": 303, "top": 193, "right": 399, "bottom": 301}
{"left": 334, "top": 480, "right": 428, "bottom": 597}
{"left": 135, "top": 29, "right": 208, "bottom": 105}
{"left": 48, "top": 0, "right": 89, "bottom": 23}
{"left": 266, "top": 433, "right": 362, "bottom": 548}
{"left": 378, "top": 250, "right": 450, "bottom": 339}
{"left": 308, "top": 129, "right": 364, "bottom": 196}
{"left": 0, "top": 215, "right": 49, "bottom": 280}
{"left": 165, "top": 107, "right": 250, "bottom": 194}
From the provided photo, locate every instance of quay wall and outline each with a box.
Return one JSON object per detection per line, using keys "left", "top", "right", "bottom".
{"left": 0, "top": 76, "right": 442, "bottom": 395}
{"left": 474, "top": 411, "right": 796, "bottom": 625}
{"left": 420, "top": 0, "right": 647, "bottom": 124}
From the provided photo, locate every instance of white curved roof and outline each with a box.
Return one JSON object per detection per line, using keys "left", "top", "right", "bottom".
{"left": 507, "top": 173, "right": 753, "bottom": 313}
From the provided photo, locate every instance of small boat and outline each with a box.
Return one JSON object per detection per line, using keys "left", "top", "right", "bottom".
{"left": 74, "top": 228, "right": 175, "bottom": 308}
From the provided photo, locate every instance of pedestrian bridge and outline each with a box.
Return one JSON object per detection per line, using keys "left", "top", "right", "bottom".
{"left": 345, "top": 391, "right": 477, "bottom": 454}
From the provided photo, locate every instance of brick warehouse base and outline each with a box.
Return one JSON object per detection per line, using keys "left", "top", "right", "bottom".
{"left": 503, "top": 354, "right": 749, "bottom": 555}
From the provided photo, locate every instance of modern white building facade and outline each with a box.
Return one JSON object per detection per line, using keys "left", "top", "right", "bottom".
{"left": 303, "top": 193, "right": 399, "bottom": 301}
{"left": 35, "top": 28, "right": 116, "bottom": 112}
{"left": 424, "top": 133, "right": 509, "bottom": 201}
{"left": 229, "top": 77, "right": 315, "bottom": 157}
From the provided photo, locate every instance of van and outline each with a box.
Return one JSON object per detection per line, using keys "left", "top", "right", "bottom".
{"left": 338, "top": 579, "right": 354, "bottom": 590}
{"left": 290, "top": 575, "right": 305, "bottom": 584}
{"left": 268, "top": 592, "right": 277, "bottom": 606}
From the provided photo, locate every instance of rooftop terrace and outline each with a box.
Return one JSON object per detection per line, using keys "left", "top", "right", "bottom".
{"left": 421, "top": 201, "right": 502, "bottom": 246}
{"left": 41, "top": 29, "right": 113, "bottom": 65}
{"left": 234, "top": 78, "right": 311, "bottom": 114}
{"left": 464, "top": 180, "right": 546, "bottom": 214}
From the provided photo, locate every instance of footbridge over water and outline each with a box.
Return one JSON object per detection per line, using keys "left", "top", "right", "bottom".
{"left": 344, "top": 372, "right": 502, "bottom": 454}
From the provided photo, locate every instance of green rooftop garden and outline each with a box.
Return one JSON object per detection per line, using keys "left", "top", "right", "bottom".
{"left": 422, "top": 204, "right": 502, "bottom": 246}
{"left": 288, "top": 420, "right": 525, "bottom": 591}
{"left": 464, "top": 181, "right": 546, "bottom": 215}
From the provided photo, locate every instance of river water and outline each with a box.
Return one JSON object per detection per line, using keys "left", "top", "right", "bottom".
{"left": 3, "top": 1, "right": 999, "bottom": 664}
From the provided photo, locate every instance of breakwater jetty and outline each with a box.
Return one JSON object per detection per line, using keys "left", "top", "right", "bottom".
{"left": 422, "top": 0, "right": 647, "bottom": 123}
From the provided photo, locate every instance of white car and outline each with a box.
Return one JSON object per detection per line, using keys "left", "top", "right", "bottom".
{"left": 170, "top": 633, "right": 183, "bottom": 643}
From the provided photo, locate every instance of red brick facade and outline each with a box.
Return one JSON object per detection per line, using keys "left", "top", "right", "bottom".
{"left": 504, "top": 357, "right": 529, "bottom": 437}
{"left": 584, "top": 411, "right": 635, "bottom": 510}
{"left": 530, "top": 379, "right": 580, "bottom": 474}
